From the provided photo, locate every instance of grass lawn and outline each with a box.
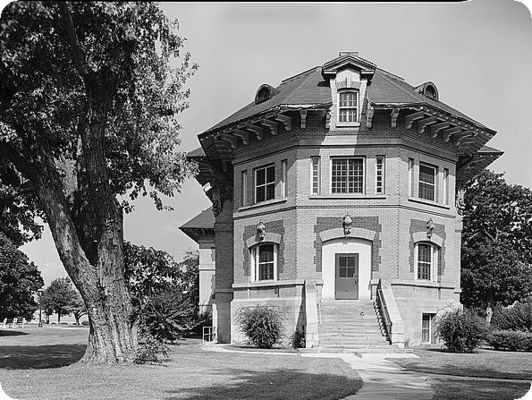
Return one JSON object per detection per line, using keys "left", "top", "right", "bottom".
{"left": 0, "top": 326, "right": 362, "bottom": 400}
{"left": 390, "top": 347, "right": 532, "bottom": 400}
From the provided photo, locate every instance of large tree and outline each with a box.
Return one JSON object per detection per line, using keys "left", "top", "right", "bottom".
{"left": 0, "top": 2, "right": 196, "bottom": 363}
{"left": 461, "top": 170, "right": 532, "bottom": 311}
{"left": 40, "top": 277, "right": 77, "bottom": 323}
{"left": 0, "top": 233, "right": 44, "bottom": 320}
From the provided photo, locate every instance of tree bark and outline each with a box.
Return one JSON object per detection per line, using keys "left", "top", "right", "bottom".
{"left": 9, "top": 148, "right": 138, "bottom": 364}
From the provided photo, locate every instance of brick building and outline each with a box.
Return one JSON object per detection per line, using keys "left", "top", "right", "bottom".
{"left": 180, "top": 52, "right": 502, "bottom": 349}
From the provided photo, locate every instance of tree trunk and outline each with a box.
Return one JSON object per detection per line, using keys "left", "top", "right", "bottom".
{"left": 31, "top": 152, "right": 138, "bottom": 364}
{"left": 58, "top": 313, "right": 60, "bottom": 323}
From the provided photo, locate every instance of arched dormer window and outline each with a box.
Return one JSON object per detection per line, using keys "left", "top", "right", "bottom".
{"left": 414, "top": 242, "right": 439, "bottom": 282}
{"left": 250, "top": 243, "right": 278, "bottom": 281}
{"left": 255, "top": 84, "right": 279, "bottom": 105}
{"left": 415, "top": 81, "right": 439, "bottom": 101}
{"left": 338, "top": 90, "right": 359, "bottom": 124}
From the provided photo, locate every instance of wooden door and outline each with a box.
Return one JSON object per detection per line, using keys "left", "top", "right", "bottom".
{"left": 335, "top": 253, "right": 359, "bottom": 300}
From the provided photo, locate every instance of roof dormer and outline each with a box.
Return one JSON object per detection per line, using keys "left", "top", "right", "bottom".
{"left": 415, "top": 81, "right": 439, "bottom": 101}
{"left": 255, "top": 84, "right": 280, "bottom": 105}
{"left": 322, "top": 51, "right": 377, "bottom": 83}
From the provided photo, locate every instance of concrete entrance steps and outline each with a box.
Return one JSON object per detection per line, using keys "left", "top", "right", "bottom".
{"left": 319, "top": 300, "right": 398, "bottom": 353}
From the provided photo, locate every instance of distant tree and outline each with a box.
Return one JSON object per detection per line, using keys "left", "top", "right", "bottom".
{"left": 66, "top": 291, "right": 88, "bottom": 326}
{"left": 40, "top": 278, "right": 77, "bottom": 323}
{"left": 0, "top": 2, "right": 196, "bottom": 363}
{"left": 461, "top": 170, "right": 532, "bottom": 314}
{"left": 0, "top": 233, "right": 44, "bottom": 320}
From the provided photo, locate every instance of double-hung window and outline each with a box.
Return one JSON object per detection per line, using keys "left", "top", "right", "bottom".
{"left": 376, "top": 156, "right": 385, "bottom": 194}
{"left": 338, "top": 91, "right": 358, "bottom": 123}
{"left": 255, "top": 165, "right": 275, "bottom": 203}
{"left": 331, "top": 158, "right": 364, "bottom": 194}
{"left": 311, "top": 157, "right": 321, "bottom": 195}
{"left": 416, "top": 243, "right": 438, "bottom": 281}
{"left": 251, "top": 243, "right": 278, "bottom": 281}
{"left": 419, "top": 163, "right": 437, "bottom": 201}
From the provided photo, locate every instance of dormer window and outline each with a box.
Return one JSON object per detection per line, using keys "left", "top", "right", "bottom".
{"left": 254, "top": 84, "right": 279, "bottom": 105}
{"left": 338, "top": 91, "right": 359, "bottom": 124}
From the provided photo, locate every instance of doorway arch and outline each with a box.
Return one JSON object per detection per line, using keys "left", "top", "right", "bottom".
{"left": 321, "top": 237, "right": 373, "bottom": 300}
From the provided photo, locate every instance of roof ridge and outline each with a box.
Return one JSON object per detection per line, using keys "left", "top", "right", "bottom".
{"left": 376, "top": 67, "right": 405, "bottom": 81}
{"left": 282, "top": 67, "right": 324, "bottom": 104}
{"left": 280, "top": 66, "right": 321, "bottom": 85}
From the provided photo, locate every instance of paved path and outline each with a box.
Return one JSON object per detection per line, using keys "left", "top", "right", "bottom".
{"left": 202, "top": 343, "right": 434, "bottom": 399}
{"left": 303, "top": 353, "right": 433, "bottom": 400}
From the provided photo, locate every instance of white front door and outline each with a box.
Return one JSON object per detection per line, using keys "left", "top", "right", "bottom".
{"left": 322, "top": 238, "right": 372, "bottom": 300}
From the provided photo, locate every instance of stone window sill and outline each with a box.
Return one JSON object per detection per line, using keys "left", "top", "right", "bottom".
{"left": 310, "top": 194, "right": 387, "bottom": 200}
{"left": 239, "top": 198, "right": 287, "bottom": 212}
{"left": 233, "top": 279, "right": 306, "bottom": 290}
{"left": 408, "top": 197, "right": 450, "bottom": 210}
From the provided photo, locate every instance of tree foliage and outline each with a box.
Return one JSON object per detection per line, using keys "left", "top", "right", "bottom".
{"left": 40, "top": 277, "right": 77, "bottom": 323}
{"left": 0, "top": 233, "right": 44, "bottom": 320}
{"left": 66, "top": 291, "right": 88, "bottom": 325}
{"left": 0, "top": 2, "right": 197, "bottom": 363}
{"left": 123, "top": 243, "right": 200, "bottom": 362}
{"left": 461, "top": 170, "right": 532, "bottom": 309}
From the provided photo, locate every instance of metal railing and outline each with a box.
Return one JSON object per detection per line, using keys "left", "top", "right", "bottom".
{"left": 376, "top": 286, "right": 392, "bottom": 342}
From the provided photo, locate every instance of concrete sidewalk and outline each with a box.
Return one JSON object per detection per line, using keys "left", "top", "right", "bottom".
{"left": 202, "top": 342, "right": 434, "bottom": 399}
{"left": 303, "top": 353, "right": 433, "bottom": 400}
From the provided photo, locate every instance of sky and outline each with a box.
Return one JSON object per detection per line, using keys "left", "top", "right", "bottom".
{"left": 15, "top": 1, "right": 532, "bottom": 286}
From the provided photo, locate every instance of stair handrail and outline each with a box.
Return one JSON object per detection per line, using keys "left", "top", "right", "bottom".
{"left": 376, "top": 278, "right": 405, "bottom": 348}
{"left": 376, "top": 281, "right": 392, "bottom": 341}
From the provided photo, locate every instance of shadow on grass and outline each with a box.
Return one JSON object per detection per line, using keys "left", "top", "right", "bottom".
{"left": 0, "top": 344, "right": 86, "bottom": 369}
{"left": 430, "top": 375, "right": 531, "bottom": 400}
{"left": 164, "top": 368, "right": 362, "bottom": 400}
{"left": 395, "top": 358, "right": 532, "bottom": 380}
{"left": 0, "top": 330, "right": 29, "bottom": 337}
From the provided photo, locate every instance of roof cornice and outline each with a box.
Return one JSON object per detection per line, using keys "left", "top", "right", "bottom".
{"left": 322, "top": 53, "right": 377, "bottom": 81}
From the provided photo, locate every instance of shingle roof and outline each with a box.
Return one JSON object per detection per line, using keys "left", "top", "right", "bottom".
{"left": 179, "top": 207, "right": 214, "bottom": 231}
{"left": 201, "top": 59, "right": 492, "bottom": 134}
{"left": 206, "top": 67, "right": 330, "bottom": 132}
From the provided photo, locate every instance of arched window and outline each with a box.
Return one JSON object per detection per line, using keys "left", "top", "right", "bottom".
{"left": 250, "top": 243, "right": 278, "bottom": 281}
{"left": 415, "top": 242, "right": 439, "bottom": 282}
{"left": 338, "top": 91, "right": 358, "bottom": 123}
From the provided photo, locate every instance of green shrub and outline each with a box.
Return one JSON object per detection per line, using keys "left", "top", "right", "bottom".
{"left": 492, "top": 301, "right": 532, "bottom": 332}
{"left": 487, "top": 330, "right": 532, "bottom": 351}
{"left": 238, "top": 305, "right": 283, "bottom": 348}
{"left": 135, "top": 334, "right": 169, "bottom": 364}
{"left": 140, "top": 289, "right": 196, "bottom": 342}
{"left": 435, "top": 308, "right": 489, "bottom": 353}
{"left": 291, "top": 329, "right": 305, "bottom": 349}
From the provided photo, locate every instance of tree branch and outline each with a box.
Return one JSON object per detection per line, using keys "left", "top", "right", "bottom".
{"left": 58, "top": 2, "right": 89, "bottom": 77}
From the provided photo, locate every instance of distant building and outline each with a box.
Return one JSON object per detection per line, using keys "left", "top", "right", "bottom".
{"left": 180, "top": 52, "right": 501, "bottom": 350}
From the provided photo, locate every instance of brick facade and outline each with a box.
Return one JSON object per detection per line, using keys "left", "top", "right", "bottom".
{"left": 187, "top": 53, "right": 500, "bottom": 346}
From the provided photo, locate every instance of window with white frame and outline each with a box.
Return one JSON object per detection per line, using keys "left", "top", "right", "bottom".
{"left": 415, "top": 242, "right": 439, "bottom": 281}
{"left": 311, "top": 157, "right": 321, "bottom": 195}
{"left": 281, "top": 159, "right": 287, "bottom": 198}
{"left": 241, "top": 170, "right": 247, "bottom": 207}
{"left": 419, "top": 163, "right": 437, "bottom": 201}
{"left": 255, "top": 164, "right": 275, "bottom": 203}
{"left": 338, "top": 91, "right": 358, "bottom": 123}
{"left": 408, "top": 158, "right": 415, "bottom": 197}
{"left": 376, "top": 156, "right": 385, "bottom": 194}
{"left": 251, "top": 243, "right": 278, "bottom": 281}
{"left": 331, "top": 158, "right": 364, "bottom": 194}
{"left": 422, "top": 313, "right": 436, "bottom": 343}
{"left": 443, "top": 168, "right": 449, "bottom": 205}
